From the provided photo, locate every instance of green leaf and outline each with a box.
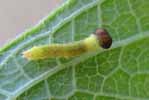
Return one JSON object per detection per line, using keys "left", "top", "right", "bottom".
{"left": 0, "top": 0, "right": 149, "bottom": 100}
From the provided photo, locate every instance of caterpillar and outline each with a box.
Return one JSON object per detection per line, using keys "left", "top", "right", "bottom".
{"left": 23, "top": 28, "right": 112, "bottom": 60}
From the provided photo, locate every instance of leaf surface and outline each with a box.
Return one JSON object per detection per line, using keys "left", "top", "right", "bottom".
{"left": 0, "top": 0, "right": 149, "bottom": 100}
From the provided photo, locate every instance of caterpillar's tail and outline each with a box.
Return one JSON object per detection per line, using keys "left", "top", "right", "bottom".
{"left": 22, "top": 50, "right": 32, "bottom": 60}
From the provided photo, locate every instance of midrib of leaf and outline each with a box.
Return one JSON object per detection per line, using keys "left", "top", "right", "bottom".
{"left": 11, "top": 31, "right": 149, "bottom": 99}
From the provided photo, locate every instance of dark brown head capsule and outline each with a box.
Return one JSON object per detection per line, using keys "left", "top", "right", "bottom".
{"left": 94, "top": 28, "right": 112, "bottom": 49}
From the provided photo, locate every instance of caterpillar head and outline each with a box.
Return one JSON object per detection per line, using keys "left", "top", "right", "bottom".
{"left": 94, "top": 28, "right": 112, "bottom": 49}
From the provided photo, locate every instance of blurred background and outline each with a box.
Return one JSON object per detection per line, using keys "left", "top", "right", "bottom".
{"left": 0, "top": 0, "right": 63, "bottom": 47}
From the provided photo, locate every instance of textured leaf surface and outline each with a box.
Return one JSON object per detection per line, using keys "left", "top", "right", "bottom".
{"left": 0, "top": 0, "right": 149, "bottom": 100}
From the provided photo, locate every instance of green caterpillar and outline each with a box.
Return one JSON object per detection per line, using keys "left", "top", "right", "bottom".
{"left": 23, "top": 29, "right": 112, "bottom": 60}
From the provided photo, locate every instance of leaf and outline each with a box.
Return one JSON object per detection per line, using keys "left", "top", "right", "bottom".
{"left": 0, "top": 0, "right": 149, "bottom": 100}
